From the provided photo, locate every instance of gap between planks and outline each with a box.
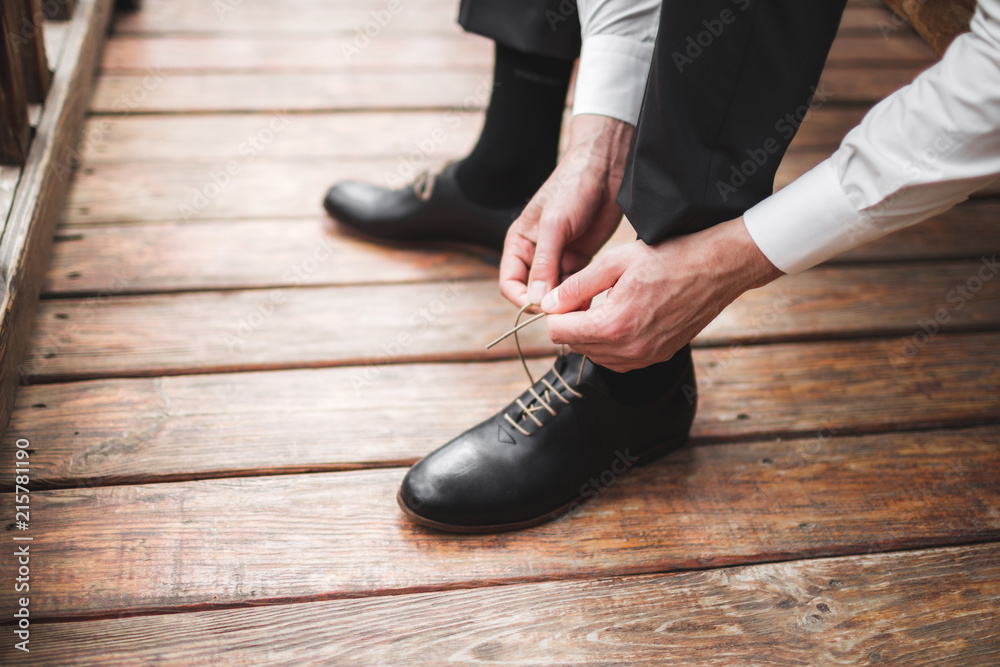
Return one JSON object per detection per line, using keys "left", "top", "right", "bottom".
{"left": 8, "top": 542, "right": 1000, "bottom": 665}
{"left": 1, "top": 425, "right": 999, "bottom": 620}
{"left": 4, "top": 333, "right": 1000, "bottom": 489}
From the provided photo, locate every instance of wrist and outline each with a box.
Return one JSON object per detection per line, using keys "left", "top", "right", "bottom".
{"left": 705, "top": 217, "right": 784, "bottom": 292}
{"left": 566, "top": 114, "right": 634, "bottom": 174}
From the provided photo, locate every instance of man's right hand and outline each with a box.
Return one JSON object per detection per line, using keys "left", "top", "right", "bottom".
{"left": 499, "top": 114, "right": 635, "bottom": 309}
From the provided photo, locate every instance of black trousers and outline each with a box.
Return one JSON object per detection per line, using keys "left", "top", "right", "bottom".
{"left": 458, "top": 0, "right": 581, "bottom": 61}
{"left": 459, "top": 0, "right": 847, "bottom": 241}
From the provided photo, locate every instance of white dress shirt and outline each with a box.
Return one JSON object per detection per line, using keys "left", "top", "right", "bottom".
{"left": 572, "top": 0, "right": 660, "bottom": 124}
{"left": 573, "top": 0, "right": 1000, "bottom": 274}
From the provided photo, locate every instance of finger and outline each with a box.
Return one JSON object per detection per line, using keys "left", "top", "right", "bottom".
{"left": 540, "top": 248, "right": 628, "bottom": 314}
{"left": 546, "top": 304, "right": 617, "bottom": 345}
{"left": 498, "top": 231, "right": 535, "bottom": 307}
{"left": 525, "top": 212, "right": 571, "bottom": 305}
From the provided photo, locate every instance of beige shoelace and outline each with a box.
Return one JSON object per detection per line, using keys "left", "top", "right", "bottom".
{"left": 486, "top": 303, "right": 586, "bottom": 437}
{"left": 412, "top": 163, "right": 450, "bottom": 202}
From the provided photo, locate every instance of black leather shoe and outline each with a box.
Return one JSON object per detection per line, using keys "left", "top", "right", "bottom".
{"left": 397, "top": 349, "right": 697, "bottom": 532}
{"left": 323, "top": 163, "right": 519, "bottom": 255}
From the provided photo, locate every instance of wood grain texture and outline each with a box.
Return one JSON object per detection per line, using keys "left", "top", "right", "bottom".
{"left": 73, "top": 106, "right": 864, "bottom": 166}
{"left": 42, "top": 217, "right": 499, "bottom": 295}
{"left": 4, "top": 333, "right": 1000, "bottom": 487}
{"left": 40, "top": 202, "right": 1000, "bottom": 296}
{"left": 107, "top": 0, "right": 900, "bottom": 37}
{"left": 66, "top": 146, "right": 995, "bottom": 226}
{"left": 1, "top": 426, "right": 999, "bottom": 620}
{"left": 0, "top": 0, "right": 113, "bottom": 441}
{"left": 21, "top": 262, "right": 1000, "bottom": 381}
{"left": 17, "top": 0, "right": 52, "bottom": 103}
{"left": 0, "top": 0, "right": 31, "bottom": 165}
{"left": 112, "top": 0, "right": 462, "bottom": 36}
{"left": 96, "top": 33, "right": 935, "bottom": 74}
{"left": 883, "top": 0, "right": 974, "bottom": 55}
{"left": 86, "top": 66, "right": 927, "bottom": 115}
{"left": 10, "top": 543, "right": 1000, "bottom": 666}
{"left": 75, "top": 110, "right": 488, "bottom": 163}
{"left": 42, "top": 0, "right": 75, "bottom": 21}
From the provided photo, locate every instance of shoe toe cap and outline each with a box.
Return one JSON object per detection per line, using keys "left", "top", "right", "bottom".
{"left": 323, "top": 181, "right": 391, "bottom": 222}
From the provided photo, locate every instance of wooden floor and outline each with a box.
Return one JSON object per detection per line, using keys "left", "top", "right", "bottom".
{"left": 3, "top": 0, "right": 1000, "bottom": 663}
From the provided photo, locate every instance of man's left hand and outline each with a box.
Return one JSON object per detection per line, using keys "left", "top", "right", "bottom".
{"left": 539, "top": 217, "right": 784, "bottom": 371}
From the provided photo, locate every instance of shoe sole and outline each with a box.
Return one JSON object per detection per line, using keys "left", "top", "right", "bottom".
{"left": 396, "top": 431, "right": 691, "bottom": 534}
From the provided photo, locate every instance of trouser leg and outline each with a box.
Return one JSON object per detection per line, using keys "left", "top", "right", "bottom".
{"left": 618, "top": 0, "right": 848, "bottom": 242}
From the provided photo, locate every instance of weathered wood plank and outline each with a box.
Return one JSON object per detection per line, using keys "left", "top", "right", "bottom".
{"left": 20, "top": 262, "right": 1000, "bottom": 381}
{"left": 96, "top": 33, "right": 935, "bottom": 74}
{"left": 883, "top": 0, "right": 975, "bottom": 56}
{"left": 112, "top": 0, "right": 462, "bottom": 36}
{"left": 75, "top": 111, "right": 487, "bottom": 163}
{"left": 12, "top": 543, "right": 1000, "bottom": 665}
{"left": 5, "top": 334, "right": 1000, "bottom": 487}
{"left": 0, "top": 0, "right": 114, "bottom": 441}
{"left": 68, "top": 106, "right": 865, "bottom": 170}
{"left": 60, "top": 157, "right": 397, "bottom": 224}
{"left": 42, "top": 0, "right": 76, "bottom": 21}
{"left": 68, "top": 147, "right": 997, "bottom": 226}
{"left": 107, "top": 0, "right": 900, "bottom": 37}
{"left": 42, "top": 218, "right": 499, "bottom": 295}
{"left": 38, "top": 200, "right": 1000, "bottom": 295}
{"left": 87, "top": 67, "right": 926, "bottom": 115}
{"left": 17, "top": 0, "right": 52, "bottom": 103}
{"left": 0, "top": 0, "right": 31, "bottom": 165}
{"left": 2, "top": 426, "right": 999, "bottom": 619}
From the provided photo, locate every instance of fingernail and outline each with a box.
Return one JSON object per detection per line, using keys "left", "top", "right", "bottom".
{"left": 528, "top": 281, "right": 546, "bottom": 305}
{"left": 540, "top": 286, "right": 559, "bottom": 312}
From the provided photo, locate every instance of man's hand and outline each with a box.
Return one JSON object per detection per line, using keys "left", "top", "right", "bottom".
{"left": 539, "top": 217, "right": 785, "bottom": 371}
{"left": 499, "top": 114, "right": 634, "bottom": 309}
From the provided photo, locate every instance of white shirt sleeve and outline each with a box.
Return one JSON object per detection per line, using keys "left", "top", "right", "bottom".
{"left": 744, "top": 0, "right": 1000, "bottom": 274}
{"left": 572, "top": 0, "right": 660, "bottom": 125}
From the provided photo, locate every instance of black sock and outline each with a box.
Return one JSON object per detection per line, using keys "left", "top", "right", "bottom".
{"left": 596, "top": 346, "right": 693, "bottom": 408}
{"left": 456, "top": 43, "right": 574, "bottom": 209}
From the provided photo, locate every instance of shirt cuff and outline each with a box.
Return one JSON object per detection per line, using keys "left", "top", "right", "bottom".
{"left": 571, "top": 35, "right": 655, "bottom": 125}
{"left": 742, "top": 160, "right": 862, "bottom": 274}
